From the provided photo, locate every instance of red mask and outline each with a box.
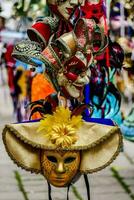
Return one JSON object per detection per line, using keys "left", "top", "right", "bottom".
{"left": 81, "top": 0, "right": 105, "bottom": 21}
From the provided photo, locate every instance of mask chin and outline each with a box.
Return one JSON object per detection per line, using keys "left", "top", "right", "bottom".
{"left": 66, "top": 85, "right": 82, "bottom": 98}
{"left": 57, "top": 72, "right": 87, "bottom": 99}
{"left": 59, "top": 80, "right": 82, "bottom": 99}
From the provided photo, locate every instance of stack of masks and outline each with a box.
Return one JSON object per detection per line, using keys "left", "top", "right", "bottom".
{"left": 2, "top": 0, "right": 123, "bottom": 199}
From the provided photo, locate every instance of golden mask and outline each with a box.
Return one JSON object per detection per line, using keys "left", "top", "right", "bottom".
{"left": 41, "top": 150, "right": 80, "bottom": 187}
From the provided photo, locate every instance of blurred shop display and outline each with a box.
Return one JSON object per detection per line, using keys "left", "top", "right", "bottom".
{"left": 0, "top": 1, "right": 31, "bottom": 122}
{"left": 121, "top": 106, "right": 134, "bottom": 141}
{"left": 0, "top": 0, "right": 54, "bottom": 122}
{"left": 110, "top": 0, "right": 134, "bottom": 141}
{"left": 110, "top": 0, "right": 134, "bottom": 103}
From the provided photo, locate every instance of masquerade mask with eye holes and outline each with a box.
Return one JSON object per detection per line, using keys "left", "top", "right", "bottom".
{"left": 41, "top": 150, "right": 81, "bottom": 187}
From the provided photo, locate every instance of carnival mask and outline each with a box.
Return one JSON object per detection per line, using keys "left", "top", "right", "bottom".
{"left": 57, "top": 50, "right": 91, "bottom": 98}
{"left": 81, "top": 0, "right": 104, "bottom": 22}
{"left": 57, "top": 70, "right": 90, "bottom": 99}
{"left": 41, "top": 150, "right": 80, "bottom": 187}
{"left": 47, "top": 0, "right": 84, "bottom": 20}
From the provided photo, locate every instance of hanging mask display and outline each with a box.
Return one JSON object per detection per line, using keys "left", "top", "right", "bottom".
{"left": 12, "top": 18, "right": 98, "bottom": 100}
{"left": 3, "top": 0, "right": 125, "bottom": 199}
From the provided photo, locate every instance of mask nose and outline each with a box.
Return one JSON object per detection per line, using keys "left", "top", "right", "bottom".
{"left": 56, "top": 161, "right": 66, "bottom": 174}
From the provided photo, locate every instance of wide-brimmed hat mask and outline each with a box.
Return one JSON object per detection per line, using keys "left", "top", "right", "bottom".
{"left": 3, "top": 106, "right": 122, "bottom": 187}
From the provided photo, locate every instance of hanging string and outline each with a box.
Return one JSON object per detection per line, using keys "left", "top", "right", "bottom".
{"left": 47, "top": 182, "right": 52, "bottom": 200}
{"left": 84, "top": 174, "right": 90, "bottom": 200}
{"left": 67, "top": 184, "right": 71, "bottom": 200}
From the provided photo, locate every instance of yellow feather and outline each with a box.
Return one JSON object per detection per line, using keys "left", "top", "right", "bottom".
{"left": 70, "top": 115, "right": 83, "bottom": 129}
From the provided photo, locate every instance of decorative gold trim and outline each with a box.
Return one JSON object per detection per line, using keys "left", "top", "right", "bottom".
{"left": 93, "top": 34, "right": 109, "bottom": 56}
{"left": 27, "top": 27, "right": 47, "bottom": 46}
{"left": 74, "top": 18, "right": 108, "bottom": 56}
{"left": 12, "top": 53, "right": 44, "bottom": 67}
{"left": 74, "top": 18, "right": 96, "bottom": 51}
{"left": 41, "top": 44, "right": 63, "bottom": 71}
{"left": 49, "top": 44, "right": 63, "bottom": 67}
{"left": 80, "top": 132, "right": 123, "bottom": 174}
{"left": 56, "top": 31, "right": 77, "bottom": 58}
{"left": 2, "top": 128, "right": 41, "bottom": 174}
{"left": 43, "top": 15, "right": 59, "bottom": 32}
{"left": 12, "top": 40, "right": 44, "bottom": 67}
{"left": 57, "top": 37, "right": 72, "bottom": 57}
{"left": 41, "top": 53, "right": 56, "bottom": 71}
{"left": 3, "top": 124, "right": 121, "bottom": 151}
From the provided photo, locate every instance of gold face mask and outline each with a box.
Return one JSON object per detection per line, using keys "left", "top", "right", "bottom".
{"left": 41, "top": 150, "right": 80, "bottom": 187}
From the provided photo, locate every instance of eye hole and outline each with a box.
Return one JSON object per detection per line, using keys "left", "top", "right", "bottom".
{"left": 69, "top": 66, "right": 83, "bottom": 75}
{"left": 47, "top": 156, "right": 57, "bottom": 163}
{"left": 93, "top": 9, "right": 98, "bottom": 14}
{"left": 64, "top": 157, "right": 76, "bottom": 163}
{"left": 57, "top": 0, "right": 67, "bottom": 5}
